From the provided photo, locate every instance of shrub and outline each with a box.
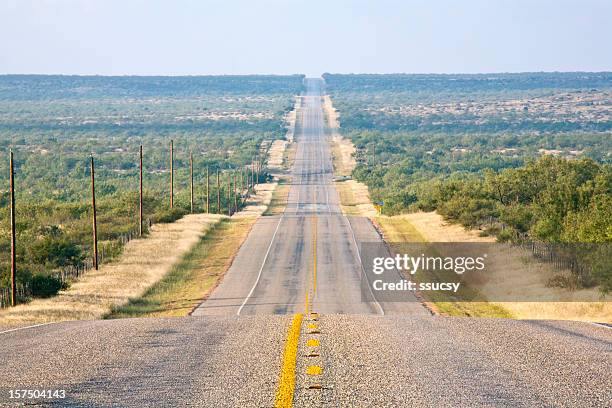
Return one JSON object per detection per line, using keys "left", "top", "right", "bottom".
{"left": 30, "top": 237, "right": 83, "bottom": 268}
{"left": 153, "top": 207, "right": 189, "bottom": 224}
{"left": 30, "top": 274, "right": 63, "bottom": 298}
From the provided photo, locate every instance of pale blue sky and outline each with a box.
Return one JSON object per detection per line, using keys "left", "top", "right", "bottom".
{"left": 1, "top": 0, "right": 610, "bottom": 76}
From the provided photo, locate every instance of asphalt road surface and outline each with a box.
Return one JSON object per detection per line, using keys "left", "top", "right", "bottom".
{"left": 0, "top": 79, "right": 609, "bottom": 407}
{"left": 192, "top": 78, "right": 425, "bottom": 317}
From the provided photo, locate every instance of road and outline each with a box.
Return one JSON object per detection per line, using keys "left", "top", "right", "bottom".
{"left": 192, "top": 78, "right": 424, "bottom": 317}
{"left": 0, "top": 79, "right": 609, "bottom": 407}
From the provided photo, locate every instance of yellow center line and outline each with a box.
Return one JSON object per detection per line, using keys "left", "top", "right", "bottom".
{"left": 274, "top": 313, "right": 303, "bottom": 408}
{"left": 312, "top": 215, "right": 317, "bottom": 297}
{"left": 275, "top": 96, "right": 326, "bottom": 407}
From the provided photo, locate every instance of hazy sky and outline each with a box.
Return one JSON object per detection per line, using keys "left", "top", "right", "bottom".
{"left": 1, "top": 0, "right": 611, "bottom": 76}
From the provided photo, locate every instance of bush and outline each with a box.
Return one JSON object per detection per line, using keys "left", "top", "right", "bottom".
{"left": 153, "top": 207, "right": 189, "bottom": 224}
{"left": 30, "top": 274, "right": 63, "bottom": 298}
{"left": 30, "top": 237, "right": 83, "bottom": 268}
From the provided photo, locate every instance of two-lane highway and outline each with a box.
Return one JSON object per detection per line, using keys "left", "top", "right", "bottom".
{"left": 193, "top": 78, "right": 423, "bottom": 316}
{"left": 0, "top": 78, "right": 609, "bottom": 407}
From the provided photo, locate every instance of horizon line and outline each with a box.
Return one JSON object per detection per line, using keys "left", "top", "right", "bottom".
{"left": 1, "top": 70, "right": 611, "bottom": 78}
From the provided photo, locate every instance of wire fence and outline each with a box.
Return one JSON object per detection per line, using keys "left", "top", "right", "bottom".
{"left": 0, "top": 283, "right": 30, "bottom": 308}
{"left": 1, "top": 138, "right": 269, "bottom": 309}
{"left": 52, "top": 219, "right": 153, "bottom": 285}
{"left": 0, "top": 219, "right": 153, "bottom": 309}
{"left": 484, "top": 216, "right": 598, "bottom": 286}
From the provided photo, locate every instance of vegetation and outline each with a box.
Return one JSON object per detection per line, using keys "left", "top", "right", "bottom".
{"left": 107, "top": 216, "right": 255, "bottom": 318}
{"left": 0, "top": 75, "right": 304, "bottom": 302}
{"left": 324, "top": 73, "right": 611, "bottom": 291}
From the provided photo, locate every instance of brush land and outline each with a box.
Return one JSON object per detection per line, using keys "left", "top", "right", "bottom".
{"left": 0, "top": 75, "right": 304, "bottom": 304}
{"left": 324, "top": 73, "right": 611, "bottom": 296}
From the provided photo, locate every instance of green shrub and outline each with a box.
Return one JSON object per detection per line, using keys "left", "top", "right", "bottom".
{"left": 153, "top": 207, "right": 189, "bottom": 224}
{"left": 30, "top": 274, "right": 63, "bottom": 298}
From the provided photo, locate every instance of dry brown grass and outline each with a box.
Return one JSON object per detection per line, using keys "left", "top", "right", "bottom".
{"left": 284, "top": 97, "right": 298, "bottom": 143}
{"left": 108, "top": 217, "right": 256, "bottom": 318}
{"left": 264, "top": 177, "right": 291, "bottom": 215}
{"left": 233, "top": 183, "right": 277, "bottom": 218}
{"left": 330, "top": 137, "right": 356, "bottom": 177}
{"left": 323, "top": 95, "right": 354, "bottom": 177}
{"left": 0, "top": 214, "right": 224, "bottom": 328}
{"left": 323, "top": 94, "right": 378, "bottom": 217}
{"left": 374, "top": 215, "right": 426, "bottom": 242}
{"left": 267, "top": 139, "right": 288, "bottom": 170}
{"left": 402, "top": 211, "right": 495, "bottom": 243}
{"left": 283, "top": 142, "right": 297, "bottom": 170}
{"left": 334, "top": 180, "right": 378, "bottom": 216}
{"left": 322, "top": 95, "right": 339, "bottom": 129}
{"left": 381, "top": 211, "right": 611, "bottom": 323}
{"left": 495, "top": 302, "right": 611, "bottom": 323}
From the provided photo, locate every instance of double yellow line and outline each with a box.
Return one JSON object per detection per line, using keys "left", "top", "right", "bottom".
{"left": 275, "top": 215, "right": 318, "bottom": 408}
{"left": 274, "top": 313, "right": 303, "bottom": 407}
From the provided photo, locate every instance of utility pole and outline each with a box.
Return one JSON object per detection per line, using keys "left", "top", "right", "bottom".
{"left": 139, "top": 145, "right": 143, "bottom": 237}
{"left": 170, "top": 139, "right": 174, "bottom": 209}
{"left": 206, "top": 166, "right": 210, "bottom": 213}
{"left": 251, "top": 160, "right": 256, "bottom": 189}
{"left": 247, "top": 164, "right": 251, "bottom": 193}
{"left": 216, "top": 169, "right": 221, "bottom": 214}
{"left": 189, "top": 151, "right": 194, "bottom": 214}
{"left": 240, "top": 167, "right": 244, "bottom": 202}
{"left": 90, "top": 155, "right": 99, "bottom": 270}
{"left": 227, "top": 171, "right": 231, "bottom": 216}
{"left": 255, "top": 157, "right": 259, "bottom": 187}
{"left": 9, "top": 150, "right": 16, "bottom": 306}
{"left": 234, "top": 171, "right": 238, "bottom": 213}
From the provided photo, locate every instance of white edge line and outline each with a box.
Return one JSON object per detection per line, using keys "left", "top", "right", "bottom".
{"left": 237, "top": 94, "right": 308, "bottom": 315}
{"left": 0, "top": 322, "right": 57, "bottom": 335}
{"left": 236, "top": 206, "right": 284, "bottom": 316}
{"left": 237, "top": 111, "right": 301, "bottom": 316}
{"left": 346, "top": 217, "right": 385, "bottom": 316}
{"left": 589, "top": 322, "right": 611, "bottom": 330}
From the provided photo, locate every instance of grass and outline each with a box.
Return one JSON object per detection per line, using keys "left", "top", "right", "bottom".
{"left": 321, "top": 100, "right": 509, "bottom": 318}
{"left": 0, "top": 214, "right": 223, "bottom": 328}
{"left": 376, "top": 213, "right": 612, "bottom": 322}
{"left": 107, "top": 217, "right": 256, "bottom": 318}
{"left": 283, "top": 142, "right": 297, "bottom": 169}
{"left": 374, "top": 215, "right": 513, "bottom": 318}
{"left": 264, "top": 177, "right": 290, "bottom": 216}
{"left": 434, "top": 302, "right": 513, "bottom": 318}
{"left": 330, "top": 139, "right": 354, "bottom": 177}
{"left": 334, "top": 182, "right": 361, "bottom": 215}
{"left": 494, "top": 301, "right": 611, "bottom": 323}
{"left": 375, "top": 216, "right": 425, "bottom": 242}
{"left": 267, "top": 139, "right": 288, "bottom": 169}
